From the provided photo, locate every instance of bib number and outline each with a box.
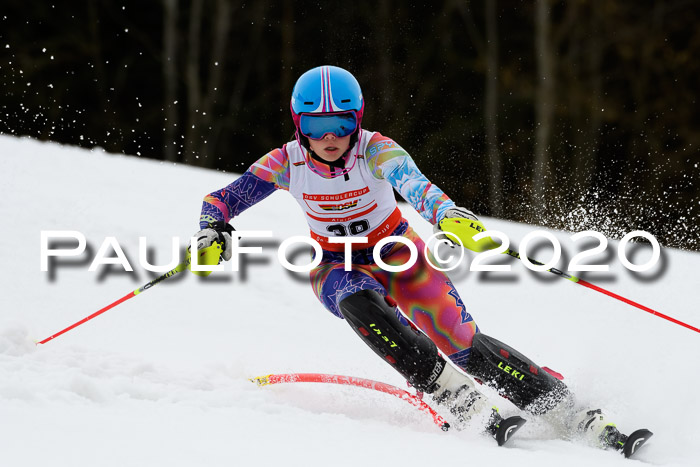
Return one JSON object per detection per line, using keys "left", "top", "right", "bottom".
{"left": 327, "top": 220, "right": 370, "bottom": 236}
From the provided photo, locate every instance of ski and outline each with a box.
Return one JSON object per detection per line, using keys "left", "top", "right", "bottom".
{"left": 493, "top": 415, "right": 527, "bottom": 446}
{"left": 585, "top": 419, "right": 654, "bottom": 459}
{"left": 611, "top": 428, "right": 654, "bottom": 459}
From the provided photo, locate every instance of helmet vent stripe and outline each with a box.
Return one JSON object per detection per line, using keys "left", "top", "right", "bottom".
{"left": 318, "top": 66, "right": 327, "bottom": 113}
{"left": 324, "top": 67, "right": 331, "bottom": 112}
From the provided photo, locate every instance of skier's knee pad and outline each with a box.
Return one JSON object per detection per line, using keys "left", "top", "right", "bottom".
{"left": 464, "top": 333, "right": 572, "bottom": 415}
{"left": 338, "top": 289, "right": 446, "bottom": 392}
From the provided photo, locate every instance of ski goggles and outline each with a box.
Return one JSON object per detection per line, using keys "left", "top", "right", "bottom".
{"left": 298, "top": 112, "right": 358, "bottom": 140}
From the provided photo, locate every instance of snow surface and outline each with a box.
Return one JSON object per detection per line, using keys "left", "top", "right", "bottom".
{"left": 1, "top": 135, "right": 699, "bottom": 467}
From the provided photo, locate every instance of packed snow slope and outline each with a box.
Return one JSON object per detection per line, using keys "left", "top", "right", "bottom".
{"left": 1, "top": 135, "right": 699, "bottom": 467}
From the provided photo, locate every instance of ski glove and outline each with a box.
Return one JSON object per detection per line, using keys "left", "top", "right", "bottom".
{"left": 434, "top": 207, "right": 499, "bottom": 252}
{"left": 432, "top": 207, "right": 479, "bottom": 241}
{"left": 441, "top": 206, "right": 480, "bottom": 223}
{"left": 191, "top": 221, "right": 235, "bottom": 262}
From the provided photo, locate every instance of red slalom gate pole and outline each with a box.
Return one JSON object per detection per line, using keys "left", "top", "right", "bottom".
{"left": 251, "top": 373, "right": 450, "bottom": 431}
{"left": 504, "top": 249, "right": 700, "bottom": 335}
{"left": 37, "top": 261, "right": 188, "bottom": 345}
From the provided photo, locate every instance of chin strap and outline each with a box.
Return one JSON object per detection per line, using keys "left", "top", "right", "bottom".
{"left": 309, "top": 150, "right": 346, "bottom": 167}
{"left": 308, "top": 148, "right": 352, "bottom": 181}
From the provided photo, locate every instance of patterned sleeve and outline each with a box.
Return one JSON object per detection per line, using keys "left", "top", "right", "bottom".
{"left": 199, "top": 146, "right": 290, "bottom": 228}
{"left": 365, "top": 132, "right": 456, "bottom": 224}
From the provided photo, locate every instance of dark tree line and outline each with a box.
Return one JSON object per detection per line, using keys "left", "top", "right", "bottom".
{"left": 2, "top": 0, "right": 698, "bottom": 250}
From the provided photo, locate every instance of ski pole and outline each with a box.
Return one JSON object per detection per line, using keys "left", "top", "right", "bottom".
{"left": 504, "top": 248, "right": 700, "bottom": 334}
{"left": 37, "top": 260, "right": 189, "bottom": 345}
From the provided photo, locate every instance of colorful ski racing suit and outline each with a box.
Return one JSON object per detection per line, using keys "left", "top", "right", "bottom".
{"left": 199, "top": 130, "right": 479, "bottom": 370}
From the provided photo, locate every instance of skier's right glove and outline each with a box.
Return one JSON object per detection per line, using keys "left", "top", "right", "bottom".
{"left": 187, "top": 221, "right": 235, "bottom": 276}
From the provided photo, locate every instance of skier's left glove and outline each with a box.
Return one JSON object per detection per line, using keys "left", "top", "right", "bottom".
{"left": 433, "top": 207, "right": 499, "bottom": 252}
{"left": 187, "top": 221, "right": 235, "bottom": 276}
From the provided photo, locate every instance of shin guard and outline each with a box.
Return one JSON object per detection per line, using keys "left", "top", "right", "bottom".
{"left": 338, "top": 290, "right": 446, "bottom": 393}
{"left": 464, "top": 333, "right": 572, "bottom": 414}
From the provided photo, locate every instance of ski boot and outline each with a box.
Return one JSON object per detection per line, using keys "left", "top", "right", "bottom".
{"left": 431, "top": 362, "right": 491, "bottom": 427}
{"left": 432, "top": 364, "right": 527, "bottom": 445}
{"left": 338, "top": 290, "right": 525, "bottom": 445}
{"left": 574, "top": 409, "right": 653, "bottom": 458}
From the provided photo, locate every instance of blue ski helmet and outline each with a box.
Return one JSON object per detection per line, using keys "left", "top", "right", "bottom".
{"left": 290, "top": 65, "right": 364, "bottom": 137}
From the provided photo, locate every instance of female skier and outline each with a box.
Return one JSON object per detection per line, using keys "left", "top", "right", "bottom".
{"left": 192, "top": 65, "right": 624, "bottom": 447}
